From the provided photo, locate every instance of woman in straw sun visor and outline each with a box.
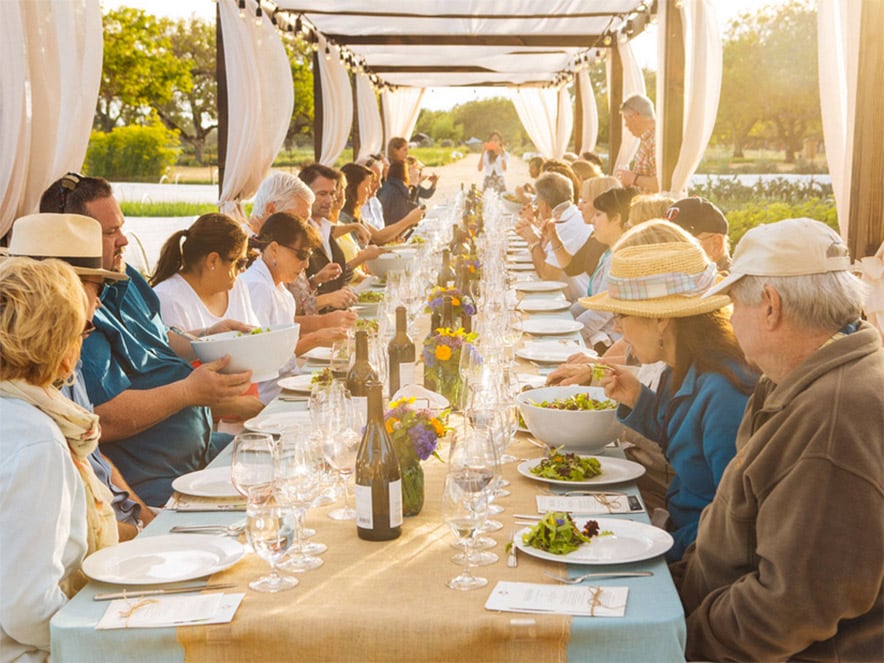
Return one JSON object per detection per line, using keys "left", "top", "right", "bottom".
{"left": 580, "top": 222, "right": 757, "bottom": 561}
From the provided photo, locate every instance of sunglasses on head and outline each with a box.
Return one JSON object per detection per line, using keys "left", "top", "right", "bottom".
{"left": 58, "top": 172, "right": 83, "bottom": 212}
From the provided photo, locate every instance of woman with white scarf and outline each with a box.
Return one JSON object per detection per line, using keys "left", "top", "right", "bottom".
{"left": 0, "top": 258, "right": 117, "bottom": 662}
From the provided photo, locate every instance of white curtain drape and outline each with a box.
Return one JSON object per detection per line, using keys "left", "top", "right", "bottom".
{"left": 667, "top": 0, "right": 722, "bottom": 196}
{"left": 611, "top": 40, "right": 646, "bottom": 172}
{"left": 316, "top": 34, "right": 352, "bottom": 166}
{"left": 556, "top": 86, "right": 574, "bottom": 159}
{"left": 218, "top": 0, "right": 292, "bottom": 220}
{"left": 817, "top": 0, "right": 861, "bottom": 240}
{"left": 355, "top": 74, "right": 382, "bottom": 162}
{"left": 512, "top": 87, "right": 571, "bottom": 159}
{"left": 381, "top": 87, "right": 424, "bottom": 148}
{"left": 0, "top": 0, "right": 101, "bottom": 238}
{"left": 576, "top": 69, "right": 599, "bottom": 154}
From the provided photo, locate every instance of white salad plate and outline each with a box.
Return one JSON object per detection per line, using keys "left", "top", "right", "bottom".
{"left": 516, "top": 319, "right": 584, "bottom": 336}
{"left": 301, "top": 347, "right": 334, "bottom": 362}
{"left": 244, "top": 411, "right": 312, "bottom": 435}
{"left": 82, "top": 534, "right": 244, "bottom": 584}
{"left": 517, "top": 299, "right": 571, "bottom": 313}
{"left": 509, "top": 252, "right": 532, "bottom": 263}
{"left": 514, "top": 280, "right": 568, "bottom": 293}
{"left": 515, "top": 517, "right": 673, "bottom": 565}
{"left": 277, "top": 374, "right": 316, "bottom": 393}
{"left": 516, "top": 456, "right": 646, "bottom": 487}
{"left": 508, "top": 263, "right": 536, "bottom": 272}
{"left": 171, "top": 467, "right": 239, "bottom": 498}
{"left": 515, "top": 341, "right": 588, "bottom": 364}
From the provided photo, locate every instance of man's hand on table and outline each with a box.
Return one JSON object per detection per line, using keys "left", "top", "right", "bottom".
{"left": 318, "top": 288, "right": 358, "bottom": 311}
{"left": 183, "top": 355, "right": 253, "bottom": 406}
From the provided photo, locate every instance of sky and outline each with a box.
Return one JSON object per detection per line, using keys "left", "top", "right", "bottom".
{"left": 102, "top": 0, "right": 782, "bottom": 110}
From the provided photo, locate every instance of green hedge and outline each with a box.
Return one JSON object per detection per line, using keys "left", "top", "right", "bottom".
{"left": 120, "top": 201, "right": 254, "bottom": 218}
{"left": 722, "top": 199, "right": 838, "bottom": 246}
{"left": 85, "top": 121, "right": 179, "bottom": 182}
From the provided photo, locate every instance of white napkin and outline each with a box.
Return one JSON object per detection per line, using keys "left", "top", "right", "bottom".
{"left": 390, "top": 384, "right": 450, "bottom": 410}
{"left": 96, "top": 593, "right": 245, "bottom": 629}
{"left": 485, "top": 581, "right": 627, "bottom": 617}
{"left": 165, "top": 493, "right": 246, "bottom": 512}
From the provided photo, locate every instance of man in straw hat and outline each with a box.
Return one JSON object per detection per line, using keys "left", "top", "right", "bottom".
{"left": 674, "top": 218, "right": 883, "bottom": 661}
{"left": 5, "top": 213, "right": 154, "bottom": 539}
{"left": 38, "top": 174, "right": 254, "bottom": 506}
{"left": 579, "top": 222, "right": 757, "bottom": 561}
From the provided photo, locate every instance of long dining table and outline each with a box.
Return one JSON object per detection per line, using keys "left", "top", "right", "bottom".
{"left": 50, "top": 252, "right": 686, "bottom": 662}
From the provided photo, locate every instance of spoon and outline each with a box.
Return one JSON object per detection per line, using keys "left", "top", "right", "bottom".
{"left": 544, "top": 571, "right": 653, "bottom": 584}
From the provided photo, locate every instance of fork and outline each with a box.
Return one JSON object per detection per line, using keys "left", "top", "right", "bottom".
{"left": 544, "top": 571, "right": 653, "bottom": 584}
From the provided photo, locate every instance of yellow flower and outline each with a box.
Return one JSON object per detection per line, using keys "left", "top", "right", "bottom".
{"left": 452, "top": 297, "right": 461, "bottom": 306}
{"left": 435, "top": 345, "right": 452, "bottom": 361}
{"left": 431, "top": 419, "right": 445, "bottom": 436}
{"left": 385, "top": 418, "right": 398, "bottom": 434}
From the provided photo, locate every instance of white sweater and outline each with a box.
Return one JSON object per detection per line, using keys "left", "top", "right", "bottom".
{"left": 0, "top": 398, "right": 87, "bottom": 663}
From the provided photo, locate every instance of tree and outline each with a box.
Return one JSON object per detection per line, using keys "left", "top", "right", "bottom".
{"left": 717, "top": 0, "right": 820, "bottom": 162}
{"left": 450, "top": 97, "right": 527, "bottom": 149}
{"left": 281, "top": 33, "right": 315, "bottom": 149}
{"left": 155, "top": 17, "right": 217, "bottom": 165}
{"left": 96, "top": 8, "right": 192, "bottom": 132}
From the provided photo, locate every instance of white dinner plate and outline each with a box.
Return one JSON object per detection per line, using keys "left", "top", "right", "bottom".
{"left": 517, "top": 299, "right": 572, "bottom": 313}
{"left": 508, "top": 263, "right": 536, "bottom": 272}
{"left": 509, "top": 252, "right": 532, "bottom": 263}
{"left": 516, "top": 319, "right": 584, "bottom": 336}
{"left": 514, "top": 281, "right": 568, "bottom": 293}
{"left": 277, "top": 374, "right": 316, "bottom": 393}
{"left": 171, "top": 467, "right": 238, "bottom": 498}
{"left": 515, "top": 341, "right": 589, "bottom": 364}
{"left": 516, "top": 456, "right": 646, "bottom": 487}
{"left": 82, "top": 534, "right": 244, "bottom": 584}
{"left": 301, "top": 347, "right": 333, "bottom": 362}
{"left": 515, "top": 517, "right": 673, "bottom": 565}
{"left": 244, "top": 411, "right": 312, "bottom": 435}
{"left": 516, "top": 373, "right": 547, "bottom": 390}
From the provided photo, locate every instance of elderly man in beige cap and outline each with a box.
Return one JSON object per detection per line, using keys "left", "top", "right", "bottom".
{"left": 674, "top": 218, "right": 884, "bottom": 661}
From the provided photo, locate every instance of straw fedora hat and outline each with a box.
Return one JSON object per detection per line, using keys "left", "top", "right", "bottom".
{"left": 579, "top": 242, "right": 731, "bottom": 318}
{"left": 4, "top": 213, "right": 127, "bottom": 282}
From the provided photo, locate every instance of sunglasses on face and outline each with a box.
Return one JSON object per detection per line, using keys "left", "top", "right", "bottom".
{"left": 228, "top": 256, "right": 249, "bottom": 273}
{"left": 281, "top": 244, "right": 313, "bottom": 261}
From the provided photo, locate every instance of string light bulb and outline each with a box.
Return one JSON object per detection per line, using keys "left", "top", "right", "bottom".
{"left": 238, "top": 0, "right": 246, "bottom": 19}
{"left": 255, "top": 3, "right": 263, "bottom": 26}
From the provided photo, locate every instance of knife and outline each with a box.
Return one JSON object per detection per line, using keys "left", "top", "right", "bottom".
{"left": 93, "top": 583, "right": 237, "bottom": 601}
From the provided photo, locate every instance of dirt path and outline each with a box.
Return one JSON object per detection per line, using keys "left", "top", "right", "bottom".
{"left": 426, "top": 151, "right": 530, "bottom": 202}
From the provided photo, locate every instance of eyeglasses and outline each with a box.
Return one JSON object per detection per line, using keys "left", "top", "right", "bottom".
{"left": 227, "top": 256, "right": 249, "bottom": 273}
{"left": 81, "top": 319, "right": 96, "bottom": 339}
{"left": 58, "top": 172, "right": 83, "bottom": 212}
{"left": 280, "top": 245, "right": 312, "bottom": 261}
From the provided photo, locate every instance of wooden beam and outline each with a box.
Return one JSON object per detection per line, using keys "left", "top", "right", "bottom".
{"left": 660, "top": 0, "right": 684, "bottom": 192}
{"left": 608, "top": 46, "right": 623, "bottom": 175}
{"left": 372, "top": 65, "right": 494, "bottom": 74}
{"left": 847, "top": 0, "right": 884, "bottom": 259}
{"left": 323, "top": 34, "right": 602, "bottom": 48}
{"left": 288, "top": 9, "right": 622, "bottom": 20}
{"left": 216, "top": 3, "right": 227, "bottom": 198}
{"left": 313, "top": 51, "right": 323, "bottom": 163}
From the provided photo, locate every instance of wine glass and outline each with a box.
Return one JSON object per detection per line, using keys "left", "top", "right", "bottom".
{"left": 274, "top": 428, "right": 324, "bottom": 572}
{"left": 447, "top": 428, "right": 500, "bottom": 563}
{"left": 245, "top": 502, "right": 298, "bottom": 592}
{"left": 230, "top": 433, "right": 275, "bottom": 502}
{"left": 441, "top": 471, "right": 488, "bottom": 591}
{"left": 322, "top": 397, "right": 362, "bottom": 520}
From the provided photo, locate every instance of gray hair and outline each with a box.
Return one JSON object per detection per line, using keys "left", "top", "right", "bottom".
{"left": 534, "top": 172, "right": 573, "bottom": 209}
{"left": 729, "top": 272, "right": 867, "bottom": 332}
{"left": 252, "top": 171, "right": 315, "bottom": 220}
{"left": 621, "top": 94, "right": 655, "bottom": 119}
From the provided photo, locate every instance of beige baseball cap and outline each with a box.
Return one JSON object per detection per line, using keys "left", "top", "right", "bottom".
{"left": 704, "top": 218, "right": 850, "bottom": 297}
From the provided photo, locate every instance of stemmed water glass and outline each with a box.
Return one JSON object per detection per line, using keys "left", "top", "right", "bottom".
{"left": 230, "top": 432, "right": 275, "bottom": 503}
{"left": 245, "top": 502, "right": 298, "bottom": 592}
{"left": 441, "top": 470, "right": 489, "bottom": 591}
{"left": 321, "top": 396, "right": 362, "bottom": 520}
{"left": 274, "top": 427, "right": 324, "bottom": 572}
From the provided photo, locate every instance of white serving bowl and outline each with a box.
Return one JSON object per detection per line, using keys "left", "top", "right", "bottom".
{"left": 516, "top": 385, "right": 623, "bottom": 453}
{"left": 365, "top": 250, "right": 415, "bottom": 280}
{"left": 191, "top": 323, "right": 300, "bottom": 381}
{"left": 500, "top": 194, "right": 525, "bottom": 214}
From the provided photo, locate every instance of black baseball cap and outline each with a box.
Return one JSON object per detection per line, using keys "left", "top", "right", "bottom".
{"left": 665, "top": 197, "right": 728, "bottom": 235}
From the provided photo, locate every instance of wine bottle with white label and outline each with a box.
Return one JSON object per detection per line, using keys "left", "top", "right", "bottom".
{"left": 354, "top": 381, "right": 402, "bottom": 541}
{"left": 388, "top": 306, "right": 415, "bottom": 395}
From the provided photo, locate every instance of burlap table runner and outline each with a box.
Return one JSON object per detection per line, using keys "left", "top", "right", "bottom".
{"left": 178, "top": 435, "right": 570, "bottom": 662}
